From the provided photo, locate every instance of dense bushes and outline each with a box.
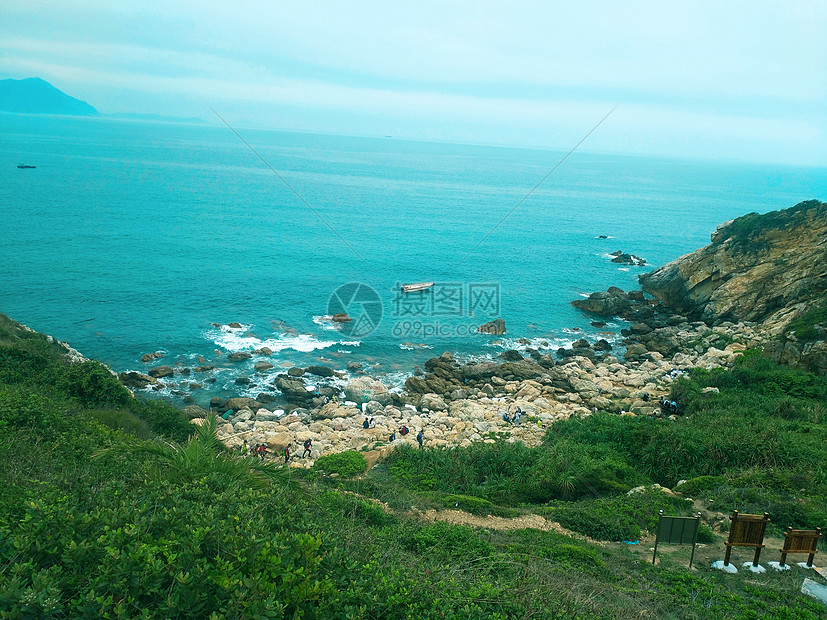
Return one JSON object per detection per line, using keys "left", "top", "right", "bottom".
{"left": 0, "top": 319, "right": 192, "bottom": 442}
{"left": 543, "top": 489, "right": 692, "bottom": 542}
{"left": 312, "top": 449, "right": 367, "bottom": 477}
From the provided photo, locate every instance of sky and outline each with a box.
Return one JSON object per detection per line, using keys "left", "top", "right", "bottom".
{"left": 1, "top": 1, "right": 825, "bottom": 166}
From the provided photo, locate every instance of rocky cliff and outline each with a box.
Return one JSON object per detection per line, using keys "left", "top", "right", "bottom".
{"left": 639, "top": 200, "right": 826, "bottom": 333}
{"left": 638, "top": 200, "right": 827, "bottom": 374}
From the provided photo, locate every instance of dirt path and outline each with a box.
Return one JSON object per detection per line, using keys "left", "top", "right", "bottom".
{"left": 414, "top": 508, "right": 598, "bottom": 543}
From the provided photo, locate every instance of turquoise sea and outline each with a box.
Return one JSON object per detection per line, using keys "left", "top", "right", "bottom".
{"left": 2, "top": 113, "right": 825, "bottom": 405}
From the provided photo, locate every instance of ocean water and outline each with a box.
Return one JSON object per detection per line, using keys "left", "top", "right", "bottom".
{"left": 1, "top": 113, "right": 825, "bottom": 405}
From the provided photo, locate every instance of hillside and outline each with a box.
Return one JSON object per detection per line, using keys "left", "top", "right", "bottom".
{"left": 0, "top": 77, "right": 98, "bottom": 115}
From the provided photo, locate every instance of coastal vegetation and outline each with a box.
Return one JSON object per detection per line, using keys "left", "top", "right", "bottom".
{"left": 1, "top": 314, "right": 826, "bottom": 618}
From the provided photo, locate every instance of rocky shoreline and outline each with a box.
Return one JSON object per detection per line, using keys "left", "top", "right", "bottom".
{"left": 160, "top": 288, "right": 762, "bottom": 467}
{"left": 119, "top": 201, "right": 826, "bottom": 464}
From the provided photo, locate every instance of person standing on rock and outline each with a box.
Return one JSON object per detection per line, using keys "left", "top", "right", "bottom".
{"left": 400, "top": 425, "right": 409, "bottom": 436}
{"left": 283, "top": 444, "right": 290, "bottom": 464}
{"left": 389, "top": 431, "right": 396, "bottom": 443}
{"left": 416, "top": 430, "right": 424, "bottom": 449}
{"left": 302, "top": 438, "right": 312, "bottom": 459}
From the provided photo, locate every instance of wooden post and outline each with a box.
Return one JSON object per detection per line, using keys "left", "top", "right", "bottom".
{"left": 652, "top": 510, "right": 662, "bottom": 565}
{"left": 689, "top": 512, "right": 701, "bottom": 568}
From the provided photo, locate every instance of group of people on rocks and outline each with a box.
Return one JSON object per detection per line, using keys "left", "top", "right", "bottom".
{"left": 501, "top": 407, "right": 523, "bottom": 426}
{"left": 242, "top": 438, "right": 314, "bottom": 464}
{"left": 242, "top": 441, "right": 269, "bottom": 459}
{"left": 385, "top": 423, "right": 424, "bottom": 448}
{"left": 657, "top": 397, "right": 680, "bottom": 416}
{"left": 280, "top": 438, "right": 315, "bottom": 464}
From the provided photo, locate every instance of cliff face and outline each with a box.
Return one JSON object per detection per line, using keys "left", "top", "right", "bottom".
{"left": 638, "top": 200, "right": 827, "bottom": 375}
{"left": 639, "top": 200, "right": 827, "bottom": 336}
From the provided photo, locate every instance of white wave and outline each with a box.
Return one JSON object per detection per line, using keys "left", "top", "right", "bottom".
{"left": 397, "top": 343, "right": 434, "bottom": 350}
{"left": 312, "top": 315, "right": 342, "bottom": 331}
{"left": 618, "top": 267, "right": 630, "bottom": 272}
{"left": 339, "top": 341, "right": 361, "bottom": 347}
{"left": 205, "top": 325, "right": 336, "bottom": 354}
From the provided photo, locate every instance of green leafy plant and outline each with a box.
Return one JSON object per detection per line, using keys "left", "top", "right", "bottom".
{"left": 312, "top": 450, "right": 367, "bottom": 477}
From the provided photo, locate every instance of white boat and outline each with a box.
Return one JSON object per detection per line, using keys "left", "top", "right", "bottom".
{"left": 401, "top": 282, "right": 434, "bottom": 293}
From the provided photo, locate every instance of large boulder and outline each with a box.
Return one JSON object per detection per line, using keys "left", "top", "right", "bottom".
{"left": 497, "top": 360, "right": 545, "bottom": 381}
{"left": 275, "top": 376, "right": 311, "bottom": 402}
{"left": 460, "top": 362, "right": 499, "bottom": 381}
{"left": 119, "top": 371, "right": 157, "bottom": 389}
{"left": 571, "top": 287, "right": 631, "bottom": 316}
{"left": 266, "top": 432, "right": 293, "bottom": 451}
{"left": 312, "top": 402, "right": 360, "bottom": 420}
{"left": 419, "top": 393, "right": 449, "bottom": 412}
{"left": 449, "top": 399, "right": 489, "bottom": 421}
{"left": 498, "top": 349, "right": 524, "bottom": 361}
{"left": 344, "top": 377, "right": 391, "bottom": 405}
{"left": 182, "top": 404, "right": 209, "bottom": 419}
{"left": 226, "top": 397, "right": 263, "bottom": 411}
{"left": 227, "top": 352, "right": 253, "bottom": 361}
{"left": 624, "top": 343, "right": 649, "bottom": 361}
{"left": 305, "top": 365, "right": 334, "bottom": 378}
{"left": 148, "top": 365, "right": 174, "bottom": 379}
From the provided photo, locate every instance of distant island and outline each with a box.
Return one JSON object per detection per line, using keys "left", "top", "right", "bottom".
{"left": 0, "top": 77, "right": 99, "bottom": 116}
{"left": 0, "top": 76, "right": 207, "bottom": 124}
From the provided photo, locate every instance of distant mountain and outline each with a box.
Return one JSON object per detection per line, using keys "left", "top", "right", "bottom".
{"left": 0, "top": 77, "right": 98, "bottom": 116}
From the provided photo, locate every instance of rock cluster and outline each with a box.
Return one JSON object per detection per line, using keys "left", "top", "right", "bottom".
{"left": 207, "top": 313, "right": 757, "bottom": 464}
{"left": 610, "top": 251, "right": 646, "bottom": 266}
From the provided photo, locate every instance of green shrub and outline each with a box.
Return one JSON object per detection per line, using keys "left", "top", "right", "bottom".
{"left": 313, "top": 450, "right": 367, "bottom": 477}
{"left": 674, "top": 475, "right": 726, "bottom": 497}
{"left": 786, "top": 300, "right": 827, "bottom": 342}
{"left": 127, "top": 398, "right": 193, "bottom": 442}
{"left": 53, "top": 360, "right": 132, "bottom": 407}
{"left": 547, "top": 489, "right": 692, "bottom": 542}
{"left": 398, "top": 521, "right": 492, "bottom": 558}
{"left": 696, "top": 524, "right": 716, "bottom": 544}
{"left": 88, "top": 408, "right": 153, "bottom": 439}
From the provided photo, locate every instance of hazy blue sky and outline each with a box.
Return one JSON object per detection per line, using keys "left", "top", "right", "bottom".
{"left": 2, "top": 1, "right": 825, "bottom": 165}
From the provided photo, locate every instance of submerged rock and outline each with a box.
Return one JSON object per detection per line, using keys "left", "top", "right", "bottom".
{"left": 148, "top": 365, "right": 174, "bottom": 379}
{"left": 477, "top": 318, "right": 506, "bottom": 335}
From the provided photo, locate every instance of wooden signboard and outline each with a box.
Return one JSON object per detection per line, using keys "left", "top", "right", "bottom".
{"left": 724, "top": 510, "right": 770, "bottom": 567}
{"left": 652, "top": 510, "right": 702, "bottom": 567}
{"left": 779, "top": 527, "right": 822, "bottom": 568}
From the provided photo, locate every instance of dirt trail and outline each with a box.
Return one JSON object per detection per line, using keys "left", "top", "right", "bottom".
{"left": 414, "top": 508, "right": 598, "bottom": 542}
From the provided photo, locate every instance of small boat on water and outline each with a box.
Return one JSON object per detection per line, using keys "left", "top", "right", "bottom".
{"left": 401, "top": 282, "right": 434, "bottom": 293}
{"left": 17, "top": 164, "right": 36, "bottom": 169}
